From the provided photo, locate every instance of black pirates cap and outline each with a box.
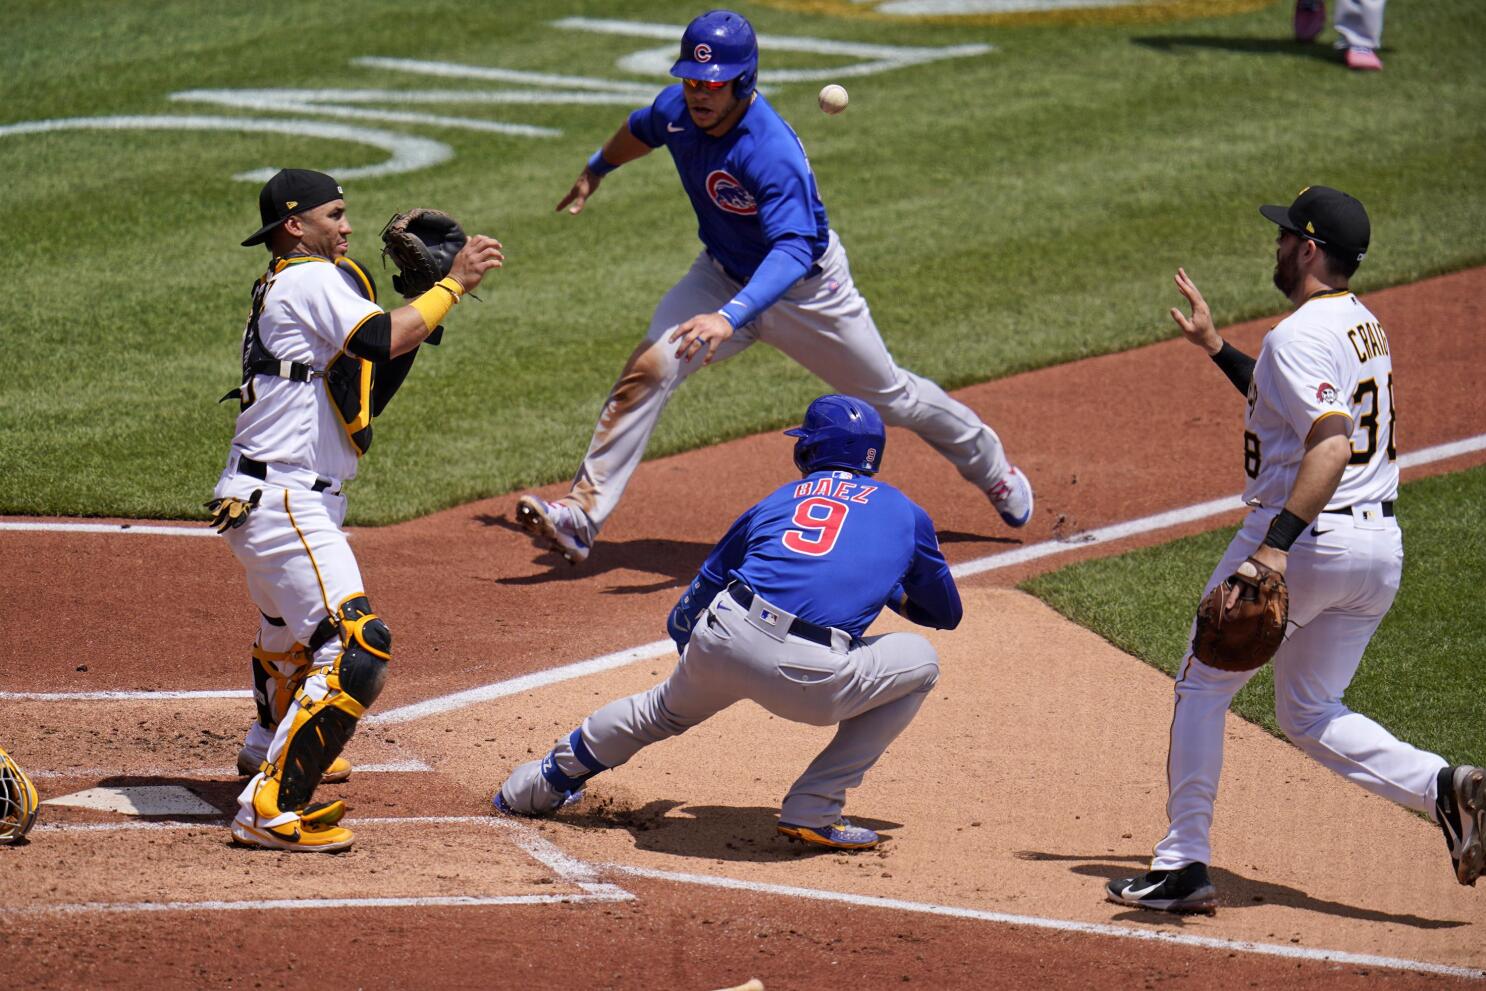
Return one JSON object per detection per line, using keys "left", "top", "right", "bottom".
{"left": 1259, "top": 185, "right": 1370, "bottom": 262}
{"left": 241, "top": 169, "right": 344, "bottom": 247}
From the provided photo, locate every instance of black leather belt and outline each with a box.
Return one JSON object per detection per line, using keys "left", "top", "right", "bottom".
{"left": 238, "top": 454, "right": 334, "bottom": 492}
{"left": 726, "top": 581, "right": 834, "bottom": 647}
{"left": 1321, "top": 501, "right": 1394, "bottom": 517}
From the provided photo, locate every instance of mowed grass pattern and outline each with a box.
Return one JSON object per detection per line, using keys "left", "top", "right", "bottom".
{"left": 3, "top": 0, "right": 1484, "bottom": 521}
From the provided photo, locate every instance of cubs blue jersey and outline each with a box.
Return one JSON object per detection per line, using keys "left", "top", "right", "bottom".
{"left": 628, "top": 85, "right": 831, "bottom": 283}
{"left": 675, "top": 470, "right": 960, "bottom": 640}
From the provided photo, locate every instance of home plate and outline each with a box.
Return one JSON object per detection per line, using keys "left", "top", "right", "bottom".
{"left": 43, "top": 786, "right": 222, "bottom": 816}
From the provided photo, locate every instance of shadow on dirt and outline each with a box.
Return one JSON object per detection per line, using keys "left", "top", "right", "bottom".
{"left": 1017, "top": 849, "right": 1469, "bottom": 929}
{"left": 473, "top": 512, "right": 706, "bottom": 591}
{"left": 568, "top": 798, "right": 903, "bottom": 863}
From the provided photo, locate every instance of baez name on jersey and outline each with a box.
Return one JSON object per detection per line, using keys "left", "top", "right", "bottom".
{"left": 1347, "top": 320, "right": 1390, "bottom": 363}
{"left": 793, "top": 477, "right": 877, "bottom": 504}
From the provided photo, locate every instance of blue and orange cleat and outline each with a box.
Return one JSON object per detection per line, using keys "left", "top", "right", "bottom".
{"left": 777, "top": 817, "right": 881, "bottom": 850}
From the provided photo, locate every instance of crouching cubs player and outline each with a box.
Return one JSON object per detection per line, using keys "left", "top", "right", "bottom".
{"left": 213, "top": 169, "right": 502, "bottom": 852}
{"left": 497, "top": 395, "right": 962, "bottom": 850}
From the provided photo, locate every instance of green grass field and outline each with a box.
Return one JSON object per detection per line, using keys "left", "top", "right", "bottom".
{"left": 1022, "top": 467, "right": 1486, "bottom": 763}
{"left": 3, "top": 0, "right": 1483, "bottom": 522}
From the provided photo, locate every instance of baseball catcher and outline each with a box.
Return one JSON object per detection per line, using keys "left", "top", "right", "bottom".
{"left": 1191, "top": 556, "right": 1289, "bottom": 670}
{"left": 217, "top": 169, "right": 501, "bottom": 853}
{"left": 1, "top": 745, "right": 40, "bottom": 844}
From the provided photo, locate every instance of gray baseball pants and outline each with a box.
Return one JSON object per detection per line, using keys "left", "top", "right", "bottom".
{"left": 1335, "top": 0, "right": 1385, "bottom": 49}
{"left": 501, "top": 587, "right": 940, "bottom": 827}
{"left": 561, "top": 229, "right": 1009, "bottom": 541}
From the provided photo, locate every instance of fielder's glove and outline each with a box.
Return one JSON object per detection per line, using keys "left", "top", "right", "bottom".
{"left": 1191, "top": 557, "right": 1289, "bottom": 671}
{"left": 380, "top": 208, "right": 468, "bottom": 298}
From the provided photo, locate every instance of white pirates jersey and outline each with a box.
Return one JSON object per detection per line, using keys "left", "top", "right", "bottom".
{"left": 228, "top": 256, "right": 381, "bottom": 481}
{"left": 1243, "top": 290, "right": 1398, "bottom": 510}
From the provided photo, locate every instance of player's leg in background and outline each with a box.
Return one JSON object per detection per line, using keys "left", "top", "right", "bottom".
{"left": 1272, "top": 521, "right": 1446, "bottom": 811}
{"left": 1151, "top": 522, "right": 1266, "bottom": 870}
{"left": 777, "top": 630, "right": 940, "bottom": 828}
{"left": 1334, "top": 0, "right": 1385, "bottom": 50}
{"left": 497, "top": 596, "right": 744, "bottom": 815}
{"left": 559, "top": 254, "right": 757, "bottom": 543}
{"left": 759, "top": 231, "right": 1025, "bottom": 512}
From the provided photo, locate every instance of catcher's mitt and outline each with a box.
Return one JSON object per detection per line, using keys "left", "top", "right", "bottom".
{"left": 1192, "top": 557, "right": 1289, "bottom": 671}
{"left": 380, "top": 209, "right": 467, "bottom": 297}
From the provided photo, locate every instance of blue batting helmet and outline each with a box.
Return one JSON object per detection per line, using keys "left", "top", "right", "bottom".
{"left": 785, "top": 395, "right": 885, "bottom": 476}
{"left": 671, "top": 10, "right": 758, "bottom": 101}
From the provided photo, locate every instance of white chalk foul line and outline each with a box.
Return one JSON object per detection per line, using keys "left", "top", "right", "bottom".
{"left": 0, "top": 521, "right": 215, "bottom": 536}
{"left": 26, "top": 758, "right": 432, "bottom": 780}
{"left": 603, "top": 864, "right": 1483, "bottom": 981}
{"left": 0, "top": 689, "right": 251, "bottom": 702}
{"left": 15, "top": 814, "right": 635, "bottom": 916}
{"left": 368, "top": 641, "right": 675, "bottom": 725}
{"left": 3, "top": 892, "right": 633, "bottom": 917}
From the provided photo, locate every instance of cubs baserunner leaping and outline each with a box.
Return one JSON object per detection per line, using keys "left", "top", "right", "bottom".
{"left": 212, "top": 168, "right": 502, "bottom": 853}
{"left": 515, "top": 9, "right": 1030, "bottom": 566}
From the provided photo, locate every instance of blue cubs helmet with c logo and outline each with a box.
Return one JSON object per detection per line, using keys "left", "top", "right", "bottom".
{"left": 670, "top": 9, "right": 758, "bottom": 101}
{"left": 785, "top": 395, "right": 886, "bottom": 476}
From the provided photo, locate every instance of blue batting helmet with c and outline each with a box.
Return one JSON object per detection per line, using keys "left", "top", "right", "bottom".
{"left": 785, "top": 395, "right": 885, "bottom": 476}
{"left": 670, "top": 10, "right": 758, "bottom": 101}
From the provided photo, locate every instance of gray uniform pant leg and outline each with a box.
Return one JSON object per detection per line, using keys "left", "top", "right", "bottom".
{"left": 778, "top": 631, "right": 940, "bottom": 827}
{"left": 758, "top": 230, "right": 1010, "bottom": 490}
{"left": 1334, "top": 0, "right": 1385, "bottom": 49}
{"left": 565, "top": 254, "right": 756, "bottom": 540}
{"left": 578, "top": 637, "right": 745, "bottom": 771}
{"left": 540, "top": 592, "right": 938, "bottom": 826}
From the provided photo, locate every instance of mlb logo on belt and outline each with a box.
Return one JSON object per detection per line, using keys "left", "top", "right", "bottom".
{"left": 760, "top": 608, "right": 779, "bottom": 626}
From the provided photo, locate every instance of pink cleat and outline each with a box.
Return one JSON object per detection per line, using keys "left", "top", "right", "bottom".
{"left": 1345, "top": 46, "right": 1383, "bottom": 71}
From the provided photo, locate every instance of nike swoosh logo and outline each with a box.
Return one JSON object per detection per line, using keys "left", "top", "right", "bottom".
{"left": 1121, "top": 880, "right": 1164, "bottom": 899}
{"left": 667, "top": 123, "right": 684, "bottom": 133}
{"left": 1310, "top": 527, "right": 1333, "bottom": 536}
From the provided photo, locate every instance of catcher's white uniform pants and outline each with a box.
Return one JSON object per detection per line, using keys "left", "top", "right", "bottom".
{"left": 506, "top": 587, "right": 939, "bottom": 826}
{"left": 213, "top": 460, "right": 364, "bottom": 792}
{"left": 1152, "top": 504, "right": 1447, "bottom": 871}
{"left": 1334, "top": 0, "right": 1386, "bottom": 50}
{"left": 563, "top": 230, "right": 1009, "bottom": 540}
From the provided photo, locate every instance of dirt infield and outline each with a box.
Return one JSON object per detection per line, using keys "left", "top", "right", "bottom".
{"left": 3, "top": 268, "right": 1484, "bottom": 989}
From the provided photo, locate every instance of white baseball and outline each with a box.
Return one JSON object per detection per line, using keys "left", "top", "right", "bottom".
{"left": 818, "top": 84, "right": 849, "bottom": 115}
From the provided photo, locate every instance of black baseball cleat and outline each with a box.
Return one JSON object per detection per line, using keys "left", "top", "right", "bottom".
{"left": 1106, "top": 862, "right": 1218, "bottom": 914}
{"left": 1436, "top": 765, "right": 1486, "bottom": 886}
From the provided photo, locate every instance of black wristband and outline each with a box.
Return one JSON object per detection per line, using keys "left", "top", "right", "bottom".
{"left": 1210, "top": 340, "right": 1256, "bottom": 395}
{"left": 1262, "top": 509, "right": 1309, "bottom": 551}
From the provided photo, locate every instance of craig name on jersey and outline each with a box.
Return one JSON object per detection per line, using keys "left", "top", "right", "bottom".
{"left": 1242, "top": 293, "right": 1398, "bottom": 510}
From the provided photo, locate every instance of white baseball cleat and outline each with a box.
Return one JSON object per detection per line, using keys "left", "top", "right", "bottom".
{"left": 515, "top": 494, "right": 591, "bottom": 565}
{"left": 987, "top": 466, "right": 1034, "bottom": 528}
